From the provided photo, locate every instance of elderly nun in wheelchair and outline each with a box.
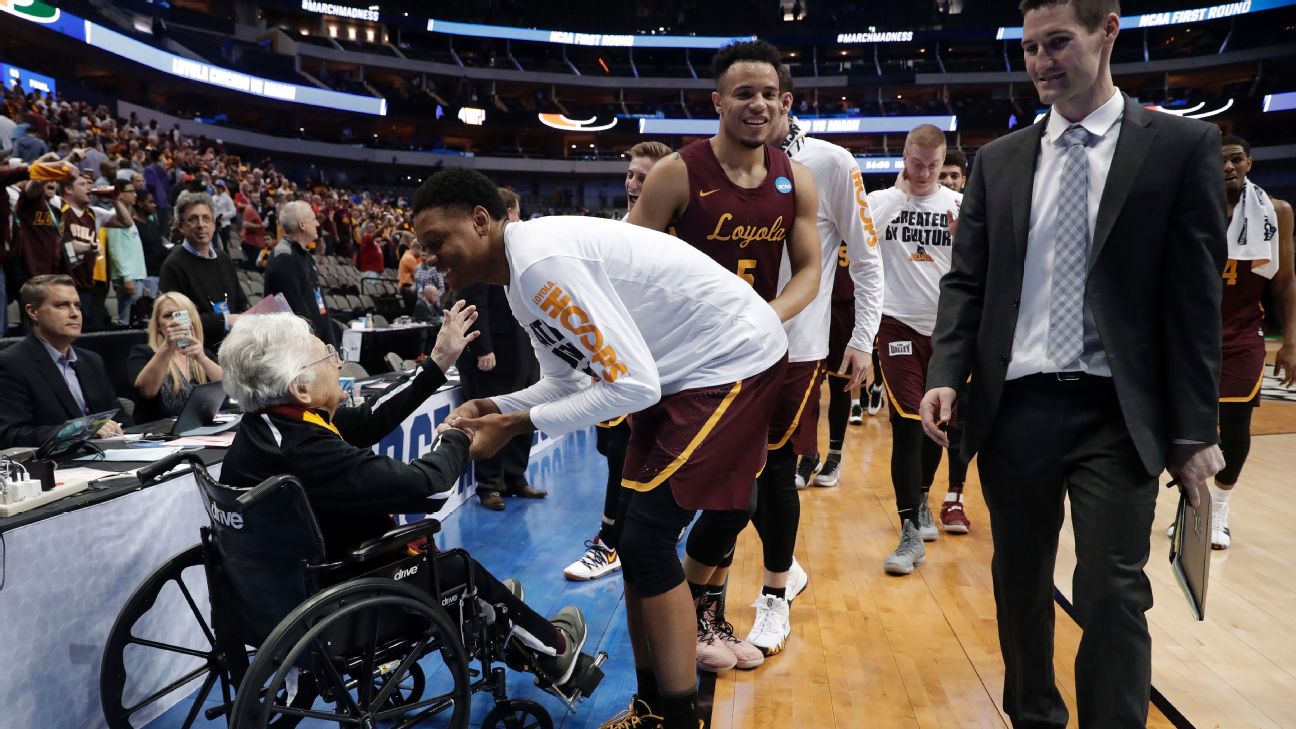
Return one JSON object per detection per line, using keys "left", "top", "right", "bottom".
{"left": 216, "top": 303, "right": 588, "bottom": 687}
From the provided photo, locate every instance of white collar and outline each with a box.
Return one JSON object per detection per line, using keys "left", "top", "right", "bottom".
{"left": 1044, "top": 88, "right": 1124, "bottom": 145}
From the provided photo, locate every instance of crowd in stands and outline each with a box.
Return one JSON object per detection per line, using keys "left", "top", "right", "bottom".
{"left": 0, "top": 81, "right": 479, "bottom": 449}
{"left": 0, "top": 83, "right": 454, "bottom": 332}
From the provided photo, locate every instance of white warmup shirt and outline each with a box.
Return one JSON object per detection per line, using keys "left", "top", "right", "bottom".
{"left": 491, "top": 216, "right": 789, "bottom": 435}
{"left": 776, "top": 132, "right": 885, "bottom": 362}
{"left": 868, "top": 185, "right": 962, "bottom": 336}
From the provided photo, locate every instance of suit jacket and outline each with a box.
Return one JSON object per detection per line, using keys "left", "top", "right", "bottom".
{"left": 0, "top": 334, "right": 133, "bottom": 448}
{"left": 928, "top": 96, "right": 1227, "bottom": 475}
{"left": 456, "top": 283, "right": 538, "bottom": 385}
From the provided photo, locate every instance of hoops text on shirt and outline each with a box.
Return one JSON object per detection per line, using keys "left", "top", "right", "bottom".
{"left": 535, "top": 281, "right": 630, "bottom": 383}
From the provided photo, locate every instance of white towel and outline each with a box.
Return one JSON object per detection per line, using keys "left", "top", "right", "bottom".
{"left": 1226, "top": 179, "right": 1280, "bottom": 279}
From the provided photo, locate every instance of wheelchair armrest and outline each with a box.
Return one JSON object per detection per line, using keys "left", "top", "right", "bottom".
{"left": 137, "top": 452, "right": 207, "bottom": 486}
{"left": 236, "top": 474, "right": 305, "bottom": 507}
{"left": 348, "top": 518, "right": 442, "bottom": 561}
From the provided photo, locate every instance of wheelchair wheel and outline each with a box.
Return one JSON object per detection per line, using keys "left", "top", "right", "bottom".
{"left": 230, "top": 578, "right": 470, "bottom": 729}
{"left": 378, "top": 661, "right": 424, "bottom": 709}
{"left": 101, "top": 545, "right": 232, "bottom": 729}
{"left": 483, "top": 699, "right": 553, "bottom": 729}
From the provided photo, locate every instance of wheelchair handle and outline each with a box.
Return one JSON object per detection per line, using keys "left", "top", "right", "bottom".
{"left": 137, "top": 451, "right": 207, "bottom": 486}
{"left": 236, "top": 473, "right": 305, "bottom": 508}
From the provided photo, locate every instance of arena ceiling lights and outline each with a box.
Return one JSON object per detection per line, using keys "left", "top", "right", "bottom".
{"left": 996, "top": 0, "right": 1296, "bottom": 39}
{"left": 538, "top": 114, "right": 618, "bottom": 132}
{"left": 425, "top": 18, "right": 753, "bottom": 49}
{"left": 1, "top": 3, "right": 386, "bottom": 116}
{"left": 638, "top": 116, "right": 957, "bottom": 136}
{"left": 1147, "top": 100, "right": 1235, "bottom": 119}
{"left": 1263, "top": 92, "right": 1296, "bottom": 113}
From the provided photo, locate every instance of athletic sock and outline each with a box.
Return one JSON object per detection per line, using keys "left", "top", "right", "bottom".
{"left": 825, "top": 445, "right": 843, "bottom": 461}
{"left": 688, "top": 581, "right": 709, "bottom": 606}
{"left": 595, "top": 521, "right": 616, "bottom": 547}
{"left": 899, "top": 508, "right": 919, "bottom": 529}
{"left": 850, "top": 398, "right": 861, "bottom": 408}
{"left": 636, "top": 667, "right": 661, "bottom": 708}
{"left": 658, "top": 689, "right": 698, "bottom": 728}
{"left": 1211, "top": 483, "right": 1234, "bottom": 507}
{"left": 762, "top": 585, "right": 787, "bottom": 600}
{"left": 943, "top": 488, "right": 963, "bottom": 503}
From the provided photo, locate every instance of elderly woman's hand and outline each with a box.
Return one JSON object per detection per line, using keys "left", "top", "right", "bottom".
{"left": 429, "top": 300, "right": 479, "bottom": 372}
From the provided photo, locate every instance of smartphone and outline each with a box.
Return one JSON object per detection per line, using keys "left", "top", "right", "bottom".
{"left": 171, "top": 310, "right": 193, "bottom": 349}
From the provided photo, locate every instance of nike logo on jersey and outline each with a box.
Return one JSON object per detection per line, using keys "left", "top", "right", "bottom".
{"left": 699, "top": 189, "right": 720, "bottom": 197}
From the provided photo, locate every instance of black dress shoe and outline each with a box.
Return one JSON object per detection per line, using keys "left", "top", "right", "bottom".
{"left": 478, "top": 490, "right": 506, "bottom": 510}
{"left": 506, "top": 482, "right": 548, "bottom": 499}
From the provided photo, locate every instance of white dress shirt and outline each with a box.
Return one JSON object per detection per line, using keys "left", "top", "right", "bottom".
{"left": 1006, "top": 89, "right": 1124, "bottom": 380}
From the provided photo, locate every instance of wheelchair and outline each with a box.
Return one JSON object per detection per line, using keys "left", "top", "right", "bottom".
{"left": 100, "top": 452, "right": 605, "bottom": 729}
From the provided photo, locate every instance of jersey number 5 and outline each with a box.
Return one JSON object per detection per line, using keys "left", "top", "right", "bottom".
{"left": 1222, "top": 259, "right": 1238, "bottom": 287}
{"left": 737, "top": 258, "right": 757, "bottom": 285}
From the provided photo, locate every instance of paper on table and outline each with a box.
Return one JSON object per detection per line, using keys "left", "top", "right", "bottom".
{"left": 76, "top": 445, "right": 185, "bottom": 462}
{"left": 169, "top": 432, "right": 237, "bottom": 448}
{"left": 53, "top": 466, "right": 132, "bottom": 486}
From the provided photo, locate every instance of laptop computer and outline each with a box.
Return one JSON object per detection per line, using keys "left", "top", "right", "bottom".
{"left": 34, "top": 409, "right": 120, "bottom": 460}
{"left": 170, "top": 381, "right": 232, "bottom": 436}
{"left": 1169, "top": 485, "right": 1212, "bottom": 621}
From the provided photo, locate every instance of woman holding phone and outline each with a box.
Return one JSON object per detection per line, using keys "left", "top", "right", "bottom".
{"left": 129, "top": 292, "right": 223, "bottom": 423}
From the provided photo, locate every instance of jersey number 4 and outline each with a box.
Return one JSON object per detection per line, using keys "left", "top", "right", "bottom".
{"left": 1222, "top": 259, "right": 1238, "bottom": 287}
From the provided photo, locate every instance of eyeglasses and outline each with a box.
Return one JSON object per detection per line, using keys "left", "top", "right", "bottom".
{"left": 301, "top": 344, "right": 340, "bottom": 370}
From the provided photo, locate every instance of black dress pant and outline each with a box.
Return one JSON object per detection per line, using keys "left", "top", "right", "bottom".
{"left": 976, "top": 374, "right": 1157, "bottom": 729}
{"left": 459, "top": 359, "right": 536, "bottom": 493}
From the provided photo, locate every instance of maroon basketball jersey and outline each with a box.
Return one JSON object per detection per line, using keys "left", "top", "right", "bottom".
{"left": 671, "top": 139, "right": 797, "bottom": 302}
{"left": 831, "top": 241, "right": 854, "bottom": 303}
{"left": 1221, "top": 258, "right": 1266, "bottom": 346}
{"left": 60, "top": 205, "right": 99, "bottom": 291}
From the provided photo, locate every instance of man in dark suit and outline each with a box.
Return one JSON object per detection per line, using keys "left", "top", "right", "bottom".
{"left": 0, "top": 275, "right": 132, "bottom": 448}
{"left": 919, "top": 2, "right": 1227, "bottom": 727}
{"left": 457, "top": 281, "right": 545, "bottom": 510}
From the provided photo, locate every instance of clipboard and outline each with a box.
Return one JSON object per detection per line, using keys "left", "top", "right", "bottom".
{"left": 1168, "top": 481, "right": 1212, "bottom": 621}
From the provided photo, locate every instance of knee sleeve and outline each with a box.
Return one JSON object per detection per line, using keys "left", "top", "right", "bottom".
{"left": 890, "top": 418, "right": 926, "bottom": 515}
{"left": 685, "top": 508, "right": 749, "bottom": 567}
{"left": 920, "top": 432, "right": 944, "bottom": 491}
{"left": 1216, "top": 401, "right": 1254, "bottom": 485}
{"left": 827, "top": 380, "right": 851, "bottom": 447}
{"left": 752, "top": 444, "right": 799, "bottom": 573}
{"left": 619, "top": 518, "right": 688, "bottom": 598}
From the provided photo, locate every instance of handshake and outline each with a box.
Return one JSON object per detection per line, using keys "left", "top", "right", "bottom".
{"left": 436, "top": 398, "right": 533, "bottom": 461}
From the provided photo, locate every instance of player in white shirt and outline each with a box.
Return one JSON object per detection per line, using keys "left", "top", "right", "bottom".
{"left": 413, "top": 167, "right": 788, "bottom": 729}
{"left": 864, "top": 124, "right": 964, "bottom": 576}
{"left": 688, "top": 64, "right": 886, "bottom": 660}
{"left": 564, "top": 140, "right": 674, "bottom": 583}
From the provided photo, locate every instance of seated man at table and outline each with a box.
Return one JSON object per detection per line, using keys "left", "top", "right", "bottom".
{"left": 216, "top": 306, "right": 589, "bottom": 685}
{"left": 0, "top": 274, "right": 132, "bottom": 449}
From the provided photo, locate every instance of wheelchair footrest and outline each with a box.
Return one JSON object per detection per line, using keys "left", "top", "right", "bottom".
{"left": 546, "top": 651, "right": 607, "bottom": 712}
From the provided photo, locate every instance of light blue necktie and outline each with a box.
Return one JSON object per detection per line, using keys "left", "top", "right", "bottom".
{"left": 1047, "top": 124, "right": 1092, "bottom": 368}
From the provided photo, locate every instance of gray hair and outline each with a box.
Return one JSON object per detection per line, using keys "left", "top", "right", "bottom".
{"left": 279, "top": 200, "right": 314, "bottom": 235}
{"left": 218, "top": 313, "right": 321, "bottom": 412}
{"left": 174, "top": 190, "right": 215, "bottom": 222}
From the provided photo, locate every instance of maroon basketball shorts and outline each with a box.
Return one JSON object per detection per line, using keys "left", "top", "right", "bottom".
{"left": 825, "top": 299, "right": 856, "bottom": 378}
{"left": 621, "top": 355, "right": 788, "bottom": 512}
{"left": 768, "top": 360, "right": 824, "bottom": 456}
{"left": 1220, "top": 336, "right": 1266, "bottom": 406}
{"left": 876, "top": 315, "right": 932, "bottom": 423}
